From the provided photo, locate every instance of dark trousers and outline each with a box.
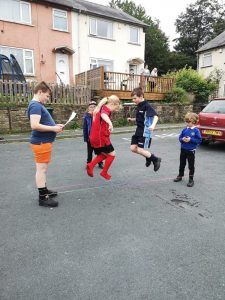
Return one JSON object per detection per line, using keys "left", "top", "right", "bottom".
{"left": 87, "top": 141, "right": 96, "bottom": 163}
{"left": 178, "top": 148, "right": 195, "bottom": 178}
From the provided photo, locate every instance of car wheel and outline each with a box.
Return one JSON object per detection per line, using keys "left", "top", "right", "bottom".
{"left": 201, "top": 138, "right": 210, "bottom": 145}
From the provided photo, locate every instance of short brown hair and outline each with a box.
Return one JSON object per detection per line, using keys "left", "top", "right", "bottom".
{"left": 131, "top": 87, "right": 144, "bottom": 97}
{"left": 33, "top": 81, "right": 51, "bottom": 94}
{"left": 184, "top": 112, "right": 199, "bottom": 124}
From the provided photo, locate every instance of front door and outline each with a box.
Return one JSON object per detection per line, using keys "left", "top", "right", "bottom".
{"left": 56, "top": 53, "right": 69, "bottom": 85}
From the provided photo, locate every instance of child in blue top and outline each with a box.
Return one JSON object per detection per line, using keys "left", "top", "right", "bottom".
{"left": 174, "top": 112, "right": 202, "bottom": 187}
{"left": 82, "top": 101, "right": 103, "bottom": 169}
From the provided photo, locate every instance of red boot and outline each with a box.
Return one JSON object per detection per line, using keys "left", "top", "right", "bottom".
{"left": 100, "top": 155, "right": 115, "bottom": 180}
{"left": 86, "top": 154, "right": 106, "bottom": 177}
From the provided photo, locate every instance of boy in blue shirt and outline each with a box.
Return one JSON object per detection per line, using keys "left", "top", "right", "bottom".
{"left": 27, "top": 81, "right": 64, "bottom": 207}
{"left": 174, "top": 112, "right": 202, "bottom": 187}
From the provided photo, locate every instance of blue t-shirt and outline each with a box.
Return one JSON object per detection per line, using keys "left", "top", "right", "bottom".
{"left": 27, "top": 100, "right": 56, "bottom": 144}
{"left": 179, "top": 127, "right": 202, "bottom": 151}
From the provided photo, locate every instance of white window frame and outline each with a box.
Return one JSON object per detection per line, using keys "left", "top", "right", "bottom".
{"left": 0, "top": 45, "right": 35, "bottom": 75}
{"left": 90, "top": 58, "right": 114, "bottom": 72}
{"left": 0, "top": 0, "right": 31, "bottom": 24}
{"left": 202, "top": 52, "right": 212, "bottom": 67}
{"left": 89, "top": 17, "right": 113, "bottom": 39}
{"left": 129, "top": 26, "right": 139, "bottom": 44}
{"left": 23, "top": 49, "right": 34, "bottom": 75}
{"left": 53, "top": 8, "right": 68, "bottom": 32}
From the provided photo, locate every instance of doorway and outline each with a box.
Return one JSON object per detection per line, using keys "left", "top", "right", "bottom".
{"left": 56, "top": 53, "right": 69, "bottom": 85}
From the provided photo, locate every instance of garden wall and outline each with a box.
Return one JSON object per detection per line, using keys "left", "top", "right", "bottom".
{"left": 0, "top": 102, "right": 203, "bottom": 133}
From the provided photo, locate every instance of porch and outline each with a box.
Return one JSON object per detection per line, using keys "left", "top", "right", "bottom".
{"left": 75, "top": 66, "right": 175, "bottom": 101}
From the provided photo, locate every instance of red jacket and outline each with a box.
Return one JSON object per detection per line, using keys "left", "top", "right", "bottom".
{"left": 90, "top": 105, "right": 111, "bottom": 148}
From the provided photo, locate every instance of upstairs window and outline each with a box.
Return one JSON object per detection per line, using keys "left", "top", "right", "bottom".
{"left": 0, "top": 45, "right": 34, "bottom": 75}
{"left": 89, "top": 18, "right": 113, "bottom": 39}
{"left": 202, "top": 52, "right": 212, "bottom": 67}
{"left": 53, "top": 9, "right": 68, "bottom": 31}
{"left": 130, "top": 26, "right": 139, "bottom": 44}
{"left": 0, "top": 0, "right": 31, "bottom": 24}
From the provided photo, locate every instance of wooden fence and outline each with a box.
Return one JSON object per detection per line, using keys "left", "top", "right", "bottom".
{"left": 0, "top": 80, "right": 91, "bottom": 105}
{"left": 75, "top": 67, "right": 103, "bottom": 90}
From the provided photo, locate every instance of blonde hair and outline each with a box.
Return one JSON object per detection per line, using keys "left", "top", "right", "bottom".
{"left": 93, "top": 95, "right": 121, "bottom": 115}
{"left": 184, "top": 112, "right": 199, "bottom": 124}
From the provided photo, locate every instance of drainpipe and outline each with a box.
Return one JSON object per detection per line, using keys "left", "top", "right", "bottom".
{"left": 77, "top": 11, "right": 81, "bottom": 73}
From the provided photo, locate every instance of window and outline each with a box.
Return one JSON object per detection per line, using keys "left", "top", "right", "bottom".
{"left": 53, "top": 9, "right": 68, "bottom": 31}
{"left": 129, "top": 64, "right": 137, "bottom": 74}
{"left": 0, "top": 45, "right": 34, "bottom": 75}
{"left": 90, "top": 58, "right": 113, "bottom": 72}
{"left": 202, "top": 52, "right": 212, "bottom": 67}
{"left": 0, "top": 0, "right": 31, "bottom": 24}
{"left": 89, "top": 18, "right": 113, "bottom": 39}
{"left": 130, "top": 26, "right": 139, "bottom": 44}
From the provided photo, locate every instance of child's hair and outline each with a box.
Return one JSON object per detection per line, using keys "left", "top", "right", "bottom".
{"left": 34, "top": 81, "right": 51, "bottom": 94}
{"left": 184, "top": 112, "right": 199, "bottom": 124}
{"left": 131, "top": 87, "right": 144, "bottom": 97}
{"left": 93, "top": 95, "right": 120, "bottom": 115}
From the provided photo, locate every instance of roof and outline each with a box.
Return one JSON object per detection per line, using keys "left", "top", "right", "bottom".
{"left": 72, "top": 0, "right": 147, "bottom": 28}
{"left": 29, "top": 0, "right": 74, "bottom": 9}
{"left": 29, "top": 0, "right": 147, "bottom": 27}
{"left": 196, "top": 31, "right": 225, "bottom": 53}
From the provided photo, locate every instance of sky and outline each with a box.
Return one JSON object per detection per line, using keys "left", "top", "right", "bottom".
{"left": 88, "top": 0, "right": 197, "bottom": 49}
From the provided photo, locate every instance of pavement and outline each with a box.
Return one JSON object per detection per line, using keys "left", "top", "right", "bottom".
{"left": 0, "top": 123, "right": 183, "bottom": 143}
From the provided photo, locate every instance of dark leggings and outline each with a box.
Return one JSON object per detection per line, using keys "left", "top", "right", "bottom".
{"left": 179, "top": 149, "right": 195, "bottom": 178}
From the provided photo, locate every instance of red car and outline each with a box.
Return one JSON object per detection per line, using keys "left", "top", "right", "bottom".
{"left": 197, "top": 98, "right": 225, "bottom": 144}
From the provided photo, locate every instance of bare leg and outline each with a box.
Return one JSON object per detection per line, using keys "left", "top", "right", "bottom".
{"left": 36, "top": 162, "right": 48, "bottom": 188}
{"left": 130, "top": 145, "right": 151, "bottom": 158}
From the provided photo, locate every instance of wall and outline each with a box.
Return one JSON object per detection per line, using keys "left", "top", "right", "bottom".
{"left": 0, "top": 103, "right": 202, "bottom": 134}
{"left": 0, "top": 2, "right": 74, "bottom": 84}
{"left": 198, "top": 47, "right": 225, "bottom": 97}
{"left": 72, "top": 13, "right": 145, "bottom": 75}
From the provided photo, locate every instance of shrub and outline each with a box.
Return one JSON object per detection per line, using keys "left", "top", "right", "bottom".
{"left": 113, "top": 117, "right": 129, "bottom": 127}
{"left": 164, "top": 86, "right": 188, "bottom": 103}
{"left": 167, "top": 67, "right": 217, "bottom": 103}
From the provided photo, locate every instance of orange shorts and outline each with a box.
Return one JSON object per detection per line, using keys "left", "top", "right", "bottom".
{"left": 30, "top": 143, "right": 53, "bottom": 163}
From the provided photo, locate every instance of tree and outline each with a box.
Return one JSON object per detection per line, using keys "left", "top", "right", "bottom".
{"left": 109, "top": 0, "right": 170, "bottom": 74}
{"left": 174, "top": 0, "right": 225, "bottom": 68}
{"left": 167, "top": 52, "right": 196, "bottom": 72}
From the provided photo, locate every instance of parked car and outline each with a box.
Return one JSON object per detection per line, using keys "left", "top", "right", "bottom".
{"left": 197, "top": 98, "right": 225, "bottom": 144}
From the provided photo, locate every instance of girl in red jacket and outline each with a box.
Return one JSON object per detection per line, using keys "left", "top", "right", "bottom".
{"left": 86, "top": 95, "right": 121, "bottom": 180}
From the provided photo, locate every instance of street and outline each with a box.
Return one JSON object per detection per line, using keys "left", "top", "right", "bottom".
{"left": 1, "top": 130, "right": 225, "bottom": 300}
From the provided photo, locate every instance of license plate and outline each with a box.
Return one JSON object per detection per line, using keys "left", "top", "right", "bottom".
{"left": 202, "top": 130, "right": 222, "bottom": 136}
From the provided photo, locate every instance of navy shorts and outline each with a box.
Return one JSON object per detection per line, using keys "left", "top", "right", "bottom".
{"left": 94, "top": 143, "right": 114, "bottom": 154}
{"left": 131, "top": 135, "right": 151, "bottom": 149}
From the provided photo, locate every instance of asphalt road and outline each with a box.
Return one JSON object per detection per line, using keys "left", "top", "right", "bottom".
{"left": 1, "top": 130, "right": 225, "bottom": 300}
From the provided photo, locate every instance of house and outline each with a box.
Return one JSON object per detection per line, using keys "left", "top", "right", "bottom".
{"left": 71, "top": 0, "right": 147, "bottom": 75}
{"left": 197, "top": 31, "right": 225, "bottom": 97}
{"left": 0, "top": 0, "right": 75, "bottom": 84}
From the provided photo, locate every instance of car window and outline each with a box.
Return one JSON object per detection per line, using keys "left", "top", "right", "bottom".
{"left": 203, "top": 100, "right": 225, "bottom": 114}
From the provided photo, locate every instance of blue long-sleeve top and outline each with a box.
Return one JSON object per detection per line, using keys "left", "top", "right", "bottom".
{"left": 179, "top": 126, "right": 202, "bottom": 151}
{"left": 143, "top": 113, "right": 153, "bottom": 148}
{"left": 82, "top": 112, "right": 92, "bottom": 142}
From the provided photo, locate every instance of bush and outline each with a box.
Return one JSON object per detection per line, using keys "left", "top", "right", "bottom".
{"left": 167, "top": 67, "right": 217, "bottom": 103}
{"left": 113, "top": 117, "right": 129, "bottom": 127}
{"left": 164, "top": 87, "right": 188, "bottom": 103}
